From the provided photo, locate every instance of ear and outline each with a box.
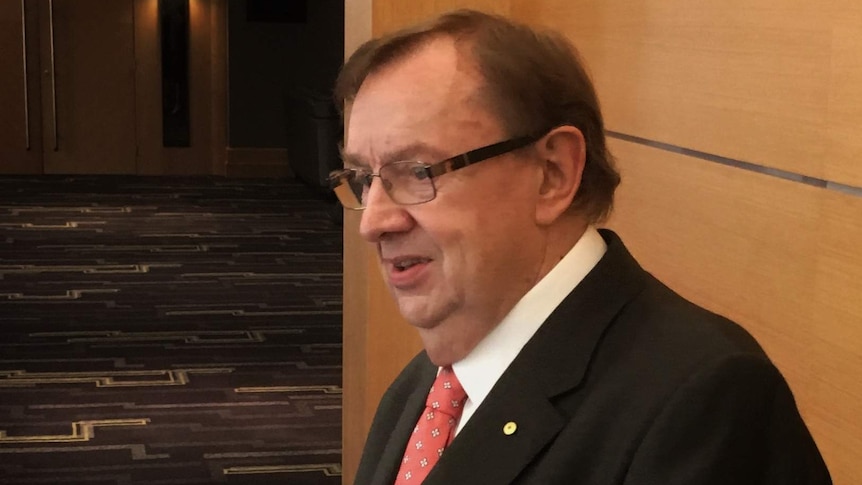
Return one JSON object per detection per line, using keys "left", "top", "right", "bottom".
{"left": 533, "top": 125, "right": 586, "bottom": 225}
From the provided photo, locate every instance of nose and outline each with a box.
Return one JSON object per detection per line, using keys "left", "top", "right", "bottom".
{"left": 358, "top": 178, "right": 414, "bottom": 243}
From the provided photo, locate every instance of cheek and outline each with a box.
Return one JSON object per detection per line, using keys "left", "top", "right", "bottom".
{"left": 424, "top": 219, "right": 479, "bottom": 298}
{"left": 437, "top": 219, "right": 510, "bottom": 288}
{"left": 423, "top": 169, "right": 539, "bottom": 284}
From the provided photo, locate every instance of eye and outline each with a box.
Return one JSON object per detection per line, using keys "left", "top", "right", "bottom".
{"left": 350, "top": 170, "right": 371, "bottom": 187}
{"left": 412, "top": 165, "right": 430, "bottom": 180}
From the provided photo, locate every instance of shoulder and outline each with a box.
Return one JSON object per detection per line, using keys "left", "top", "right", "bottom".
{"left": 619, "top": 274, "right": 766, "bottom": 362}
{"left": 578, "top": 270, "right": 787, "bottom": 433}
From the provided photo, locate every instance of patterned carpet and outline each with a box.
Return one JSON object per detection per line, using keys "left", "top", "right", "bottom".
{"left": 0, "top": 176, "right": 343, "bottom": 484}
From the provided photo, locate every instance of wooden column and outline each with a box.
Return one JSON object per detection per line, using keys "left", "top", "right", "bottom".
{"left": 341, "top": 2, "right": 424, "bottom": 483}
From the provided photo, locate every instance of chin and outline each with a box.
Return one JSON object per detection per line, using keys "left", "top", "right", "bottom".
{"left": 395, "top": 296, "right": 441, "bottom": 329}
{"left": 400, "top": 308, "right": 441, "bottom": 331}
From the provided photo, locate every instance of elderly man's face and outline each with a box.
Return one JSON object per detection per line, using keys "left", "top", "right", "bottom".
{"left": 344, "top": 37, "right": 549, "bottom": 365}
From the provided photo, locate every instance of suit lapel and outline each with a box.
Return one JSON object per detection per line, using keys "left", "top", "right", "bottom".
{"left": 423, "top": 230, "right": 648, "bottom": 484}
{"left": 426, "top": 373, "right": 565, "bottom": 484}
{"left": 369, "top": 361, "right": 437, "bottom": 485}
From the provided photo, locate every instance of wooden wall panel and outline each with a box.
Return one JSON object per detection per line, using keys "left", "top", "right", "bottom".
{"left": 607, "top": 139, "right": 862, "bottom": 485}
{"left": 345, "top": 0, "right": 372, "bottom": 60}
{"left": 828, "top": 5, "right": 862, "bottom": 188}
{"left": 372, "top": 0, "right": 510, "bottom": 35}
{"left": 514, "top": 0, "right": 862, "bottom": 189}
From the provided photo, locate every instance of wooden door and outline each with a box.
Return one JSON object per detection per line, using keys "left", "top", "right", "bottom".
{"left": 0, "top": 0, "right": 43, "bottom": 174}
{"left": 40, "top": 0, "right": 137, "bottom": 174}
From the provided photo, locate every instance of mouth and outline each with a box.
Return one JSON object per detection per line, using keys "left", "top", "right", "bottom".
{"left": 384, "top": 255, "right": 432, "bottom": 289}
{"left": 391, "top": 256, "right": 432, "bottom": 272}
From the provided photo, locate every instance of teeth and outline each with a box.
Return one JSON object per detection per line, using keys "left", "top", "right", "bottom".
{"left": 394, "top": 258, "right": 426, "bottom": 270}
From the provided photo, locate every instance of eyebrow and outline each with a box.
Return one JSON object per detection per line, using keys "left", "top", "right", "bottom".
{"left": 340, "top": 141, "right": 451, "bottom": 170}
{"left": 337, "top": 143, "right": 366, "bottom": 169}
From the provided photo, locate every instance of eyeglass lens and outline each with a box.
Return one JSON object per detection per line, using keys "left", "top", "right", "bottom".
{"left": 381, "top": 163, "right": 435, "bottom": 205}
{"left": 333, "top": 162, "right": 435, "bottom": 209}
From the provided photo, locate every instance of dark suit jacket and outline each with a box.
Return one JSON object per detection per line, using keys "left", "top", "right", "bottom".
{"left": 355, "top": 230, "right": 831, "bottom": 484}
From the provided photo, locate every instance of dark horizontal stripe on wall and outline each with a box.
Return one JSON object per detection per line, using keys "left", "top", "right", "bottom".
{"left": 606, "top": 131, "right": 862, "bottom": 198}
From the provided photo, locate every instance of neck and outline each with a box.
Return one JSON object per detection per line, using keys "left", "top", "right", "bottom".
{"left": 534, "top": 211, "right": 590, "bottom": 282}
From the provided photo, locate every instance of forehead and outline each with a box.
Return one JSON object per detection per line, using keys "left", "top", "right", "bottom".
{"left": 344, "top": 37, "right": 503, "bottom": 168}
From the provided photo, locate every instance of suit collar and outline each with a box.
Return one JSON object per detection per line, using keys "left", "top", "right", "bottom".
{"left": 515, "top": 229, "right": 647, "bottom": 396}
{"left": 452, "top": 227, "right": 607, "bottom": 413}
{"left": 423, "top": 229, "right": 648, "bottom": 483}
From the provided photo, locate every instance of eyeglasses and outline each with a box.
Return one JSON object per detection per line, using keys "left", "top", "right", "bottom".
{"left": 329, "top": 134, "right": 542, "bottom": 210}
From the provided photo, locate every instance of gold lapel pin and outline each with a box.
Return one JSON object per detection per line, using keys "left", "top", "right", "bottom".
{"left": 503, "top": 421, "right": 517, "bottom": 435}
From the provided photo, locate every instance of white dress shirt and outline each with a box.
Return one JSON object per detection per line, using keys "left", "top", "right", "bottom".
{"left": 451, "top": 226, "right": 607, "bottom": 435}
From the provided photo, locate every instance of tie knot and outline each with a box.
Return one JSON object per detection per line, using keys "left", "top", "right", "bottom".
{"left": 426, "top": 366, "right": 467, "bottom": 417}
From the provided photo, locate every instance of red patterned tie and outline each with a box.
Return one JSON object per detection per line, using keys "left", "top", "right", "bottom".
{"left": 394, "top": 366, "right": 467, "bottom": 484}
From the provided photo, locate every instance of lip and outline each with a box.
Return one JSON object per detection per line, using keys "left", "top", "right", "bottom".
{"left": 382, "top": 257, "right": 432, "bottom": 290}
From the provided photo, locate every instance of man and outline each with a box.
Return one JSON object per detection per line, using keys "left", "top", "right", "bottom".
{"left": 330, "top": 9, "right": 831, "bottom": 485}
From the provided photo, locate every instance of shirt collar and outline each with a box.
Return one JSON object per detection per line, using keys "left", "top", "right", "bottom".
{"left": 452, "top": 226, "right": 607, "bottom": 411}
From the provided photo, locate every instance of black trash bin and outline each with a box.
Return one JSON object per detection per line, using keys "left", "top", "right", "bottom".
{"left": 284, "top": 87, "right": 343, "bottom": 191}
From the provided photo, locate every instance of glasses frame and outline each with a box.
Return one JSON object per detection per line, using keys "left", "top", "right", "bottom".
{"left": 330, "top": 133, "right": 543, "bottom": 210}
